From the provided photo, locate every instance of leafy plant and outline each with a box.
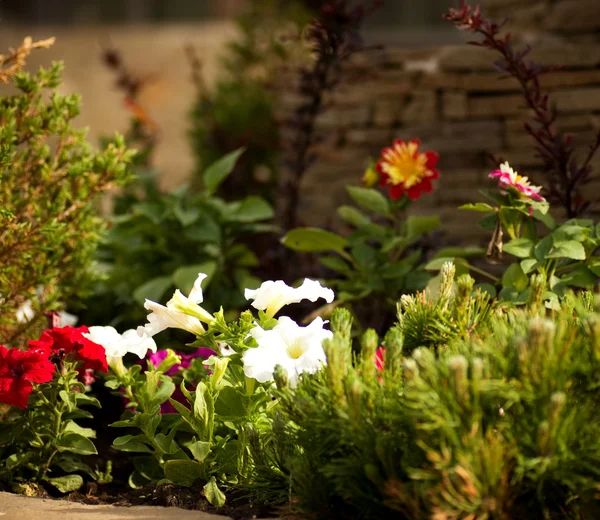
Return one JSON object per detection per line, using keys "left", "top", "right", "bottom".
{"left": 0, "top": 38, "right": 133, "bottom": 346}
{"left": 0, "top": 324, "right": 107, "bottom": 494}
{"left": 282, "top": 186, "right": 439, "bottom": 331}
{"left": 74, "top": 149, "right": 275, "bottom": 336}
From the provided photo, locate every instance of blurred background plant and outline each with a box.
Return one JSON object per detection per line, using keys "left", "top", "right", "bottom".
{"left": 0, "top": 38, "right": 134, "bottom": 347}
{"left": 188, "top": 0, "right": 313, "bottom": 205}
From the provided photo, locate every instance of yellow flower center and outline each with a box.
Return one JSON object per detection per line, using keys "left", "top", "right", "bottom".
{"left": 286, "top": 340, "right": 305, "bottom": 360}
{"left": 381, "top": 141, "right": 429, "bottom": 188}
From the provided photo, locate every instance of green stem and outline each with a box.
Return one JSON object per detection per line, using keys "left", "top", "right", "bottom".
{"left": 468, "top": 264, "right": 500, "bottom": 283}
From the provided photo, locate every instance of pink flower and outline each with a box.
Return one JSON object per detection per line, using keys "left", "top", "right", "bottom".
{"left": 489, "top": 162, "right": 544, "bottom": 202}
{"left": 375, "top": 347, "right": 385, "bottom": 372}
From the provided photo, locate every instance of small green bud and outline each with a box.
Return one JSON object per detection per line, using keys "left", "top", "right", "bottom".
{"left": 273, "top": 364, "right": 289, "bottom": 390}
{"left": 210, "top": 357, "right": 230, "bottom": 391}
{"left": 402, "top": 359, "right": 419, "bottom": 381}
{"left": 550, "top": 391, "right": 566, "bottom": 425}
{"left": 361, "top": 328, "right": 379, "bottom": 380}
{"left": 448, "top": 355, "right": 469, "bottom": 406}
{"left": 330, "top": 307, "right": 353, "bottom": 340}
{"left": 439, "top": 262, "right": 456, "bottom": 300}
{"left": 155, "top": 349, "right": 182, "bottom": 374}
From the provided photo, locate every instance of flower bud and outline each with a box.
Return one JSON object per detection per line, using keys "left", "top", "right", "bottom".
{"left": 210, "top": 357, "right": 230, "bottom": 391}
{"left": 330, "top": 307, "right": 353, "bottom": 340}
{"left": 439, "top": 262, "right": 456, "bottom": 301}
{"left": 273, "top": 364, "right": 289, "bottom": 390}
{"left": 155, "top": 349, "right": 182, "bottom": 374}
{"left": 402, "top": 358, "right": 419, "bottom": 381}
{"left": 550, "top": 391, "right": 566, "bottom": 425}
{"left": 448, "top": 355, "right": 469, "bottom": 406}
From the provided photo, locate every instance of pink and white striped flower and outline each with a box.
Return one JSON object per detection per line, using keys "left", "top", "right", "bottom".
{"left": 489, "top": 162, "right": 544, "bottom": 202}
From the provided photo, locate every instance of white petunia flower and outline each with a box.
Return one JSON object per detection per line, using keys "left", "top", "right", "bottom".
{"left": 139, "top": 273, "right": 214, "bottom": 337}
{"left": 167, "top": 273, "right": 215, "bottom": 324}
{"left": 83, "top": 326, "right": 157, "bottom": 364}
{"left": 245, "top": 279, "right": 334, "bottom": 318}
{"left": 138, "top": 300, "right": 206, "bottom": 337}
{"left": 242, "top": 316, "right": 332, "bottom": 387}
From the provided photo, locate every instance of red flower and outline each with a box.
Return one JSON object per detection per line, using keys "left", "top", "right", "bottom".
{"left": 375, "top": 346, "right": 386, "bottom": 372}
{"left": 29, "top": 326, "right": 108, "bottom": 373}
{"left": 0, "top": 346, "right": 55, "bottom": 409}
{"left": 376, "top": 139, "right": 439, "bottom": 200}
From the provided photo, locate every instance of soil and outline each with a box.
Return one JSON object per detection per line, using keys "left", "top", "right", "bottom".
{"left": 24, "top": 481, "right": 278, "bottom": 520}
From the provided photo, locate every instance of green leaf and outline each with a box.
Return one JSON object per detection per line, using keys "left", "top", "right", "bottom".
{"left": 57, "top": 433, "right": 98, "bottom": 456}
{"left": 64, "top": 421, "right": 96, "bottom": 439}
{"left": 588, "top": 257, "right": 600, "bottom": 277}
{"left": 189, "top": 440, "right": 211, "bottom": 462}
{"left": 281, "top": 228, "right": 347, "bottom": 254}
{"left": 74, "top": 393, "right": 101, "bottom": 408}
{"left": 111, "top": 435, "right": 152, "bottom": 453}
{"left": 173, "top": 262, "right": 217, "bottom": 295}
{"left": 203, "top": 148, "right": 244, "bottom": 195}
{"left": 133, "top": 276, "right": 173, "bottom": 306}
{"left": 319, "top": 256, "right": 351, "bottom": 274}
{"left": 502, "top": 264, "right": 528, "bottom": 292}
{"left": 164, "top": 459, "right": 203, "bottom": 487}
{"left": 559, "top": 265, "right": 597, "bottom": 289}
{"left": 553, "top": 225, "right": 591, "bottom": 242}
{"left": 503, "top": 238, "right": 534, "bottom": 258}
{"left": 337, "top": 205, "right": 370, "bottom": 227}
{"left": 546, "top": 240, "right": 586, "bottom": 261}
{"left": 534, "top": 236, "right": 553, "bottom": 262}
{"left": 47, "top": 474, "right": 84, "bottom": 493}
{"left": 520, "top": 258, "right": 539, "bottom": 274}
{"left": 459, "top": 202, "right": 494, "bottom": 212}
{"left": 425, "top": 257, "right": 468, "bottom": 271}
{"left": 133, "top": 456, "right": 164, "bottom": 482}
{"left": 203, "top": 476, "right": 226, "bottom": 507}
{"left": 477, "top": 214, "right": 498, "bottom": 230}
{"left": 214, "top": 386, "right": 245, "bottom": 418}
{"left": 531, "top": 209, "right": 555, "bottom": 229}
{"left": 406, "top": 215, "right": 440, "bottom": 237}
{"left": 346, "top": 186, "right": 390, "bottom": 217}
{"left": 227, "top": 196, "right": 274, "bottom": 222}
{"left": 433, "top": 246, "right": 486, "bottom": 259}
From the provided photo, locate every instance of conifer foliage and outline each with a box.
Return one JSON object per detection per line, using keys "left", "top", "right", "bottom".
{"left": 248, "top": 265, "right": 600, "bottom": 519}
{"left": 0, "top": 38, "right": 134, "bottom": 346}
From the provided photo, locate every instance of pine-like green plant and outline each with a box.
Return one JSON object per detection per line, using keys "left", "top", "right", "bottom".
{"left": 0, "top": 38, "right": 134, "bottom": 346}
{"left": 246, "top": 266, "right": 600, "bottom": 519}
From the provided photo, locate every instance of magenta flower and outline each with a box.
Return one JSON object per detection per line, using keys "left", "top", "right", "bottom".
{"left": 147, "top": 347, "right": 216, "bottom": 413}
{"left": 489, "top": 162, "right": 544, "bottom": 202}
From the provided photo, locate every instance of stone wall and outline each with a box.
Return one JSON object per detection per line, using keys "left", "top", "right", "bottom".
{"left": 277, "top": 4, "right": 600, "bottom": 242}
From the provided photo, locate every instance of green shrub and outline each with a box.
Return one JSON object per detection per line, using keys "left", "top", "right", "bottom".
{"left": 248, "top": 265, "right": 600, "bottom": 519}
{"left": 0, "top": 38, "right": 133, "bottom": 346}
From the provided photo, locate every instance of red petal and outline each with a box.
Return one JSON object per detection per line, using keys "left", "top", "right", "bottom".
{"left": 388, "top": 184, "right": 405, "bottom": 200}
{"left": 420, "top": 179, "right": 433, "bottom": 193}
{"left": 409, "top": 138, "right": 421, "bottom": 148}
{"left": 406, "top": 186, "right": 423, "bottom": 200}
{"left": 428, "top": 168, "right": 440, "bottom": 180}
{"left": 22, "top": 356, "right": 55, "bottom": 383}
{"left": 392, "top": 139, "right": 406, "bottom": 148}
{"left": 425, "top": 151, "right": 439, "bottom": 168}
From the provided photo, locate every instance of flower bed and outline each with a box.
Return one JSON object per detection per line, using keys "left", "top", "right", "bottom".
{"left": 2, "top": 2, "right": 600, "bottom": 519}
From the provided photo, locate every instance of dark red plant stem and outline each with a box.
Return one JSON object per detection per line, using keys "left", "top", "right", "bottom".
{"left": 279, "top": 0, "right": 382, "bottom": 232}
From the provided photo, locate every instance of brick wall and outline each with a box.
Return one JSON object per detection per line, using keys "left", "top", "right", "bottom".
{"left": 277, "top": 1, "right": 600, "bottom": 243}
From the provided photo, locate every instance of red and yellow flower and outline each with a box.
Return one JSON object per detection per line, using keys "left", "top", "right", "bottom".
{"left": 376, "top": 139, "right": 439, "bottom": 200}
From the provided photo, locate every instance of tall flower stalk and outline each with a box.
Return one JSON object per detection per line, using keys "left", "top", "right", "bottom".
{"left": 445, "top": 1, "right": 600, "bottom": 217}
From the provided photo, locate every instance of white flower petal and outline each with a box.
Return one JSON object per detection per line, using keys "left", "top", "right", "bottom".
{"left": 187, "top": 273, "right": 208, "bottom": 304}
{"left": 243, "top": 316, "right": 331, "bottom": 387}
{"left": 142, "top": 300, "right": 205, "bottom": 337}
{"left": 245, "top": 279, "right": 334, "bottom": 317}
